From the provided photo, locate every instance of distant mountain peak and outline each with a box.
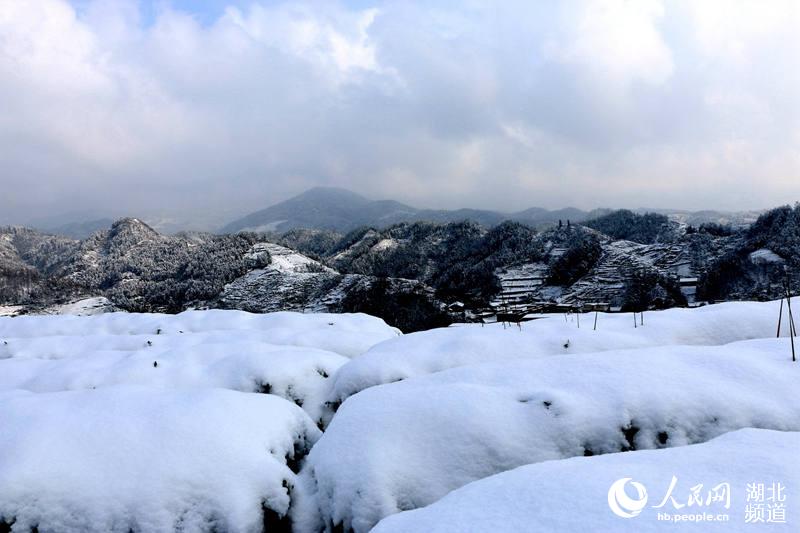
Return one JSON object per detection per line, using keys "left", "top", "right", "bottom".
{"left": 220, "top": 187, "right": 380, "bottom": 234}
{"left": 301, "top": 186, "right": 369, "bottom": 200}
{"left": 111, "top": 217, "right": 156, "bottom": 232}
{"left": 107, "top": 217, "right": 160, "bottom": 246}
{"left": 219, "top": 186, "right": 588, "bottom": 234}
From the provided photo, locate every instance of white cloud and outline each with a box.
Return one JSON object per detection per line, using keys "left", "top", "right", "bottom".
{"left": 0, "top": 0, "right": 798, "bottom": 228}
{"left": 545, "top": 0, "right": 674, "bottom": 87}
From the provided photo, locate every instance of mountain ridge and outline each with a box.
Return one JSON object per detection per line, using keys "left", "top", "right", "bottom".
{"left": 3, "top": 203, "right": 799, "bottom": 332}
{"left": 219, "top": 187, "right": 761, "bottom": 234}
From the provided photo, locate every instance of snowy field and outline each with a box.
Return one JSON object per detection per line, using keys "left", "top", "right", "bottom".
{"left": 0, "top": 301, "right": 797, "bottom": 532}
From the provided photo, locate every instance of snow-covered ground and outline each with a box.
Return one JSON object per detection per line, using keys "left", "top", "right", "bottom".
{"left": 373, "top": 428, "right": 798, "bottom": 532}
{"left": 0, "top": 340, "right": 346, "bottom": 424}
{"left": 0, "top": 387, "right": 318, "bottom": 532}
{"left": 0, "top": 310, "right": 399, "bottom": 531}
{"left": 0, "top": 301, "right": 796, "bottom": 532}
{"left": 329, "top": 300, "right": 789, "bottom": 404}
{"left": 295, "top": 338, "right": 800, "bottom": 531}
{"left": 0, "top": 309, "right": 399, "bottom": 357}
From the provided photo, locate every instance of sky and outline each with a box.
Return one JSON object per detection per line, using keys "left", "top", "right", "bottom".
{"left": 1, "top": 0, "right": 798, "bottom": 230}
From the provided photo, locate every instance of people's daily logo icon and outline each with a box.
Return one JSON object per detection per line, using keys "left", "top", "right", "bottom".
{"left": 608, "top": 478, "right": 649, "bottom": 518}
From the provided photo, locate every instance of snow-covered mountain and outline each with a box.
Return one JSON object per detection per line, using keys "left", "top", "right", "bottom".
{"left": 219, "top": 186, "right": 601, "bottom": 233}
{"left": 219, "top": 186, "right": 761, "bottom": 235}
{"left": 2, "top": 203, "right": 797, "bottom": 332}
{"left": 0, "top": 220, "right": 448, "bottom": 332}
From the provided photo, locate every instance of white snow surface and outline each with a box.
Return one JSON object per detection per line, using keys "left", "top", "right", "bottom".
{"left": 373, "top": 428, "right": 799, "bottom": 532}
{"left": 261, "top": 243, "right": 336, "bottom": 274}
{"left": 0, "top": 310, "right": 398, "bottom": 423}
{"left": 0, "top": 386, "right": 320, "bottom": 532}
{"left": 294, "top": 338, "right": 800, "bottom": 532}
{"left": 0, "top": 309, "right": 399, "bottom": 358}
{"left": 0, "top": 339, "right": 345, "bottom": 423}
{"left": 45, "top": 297, "right": 118, "bottom": 316}
{"left": 0, "top": 309, "right": 400, "bottom": 531}
{"left": 1, "top": 302, "right": 796, "bottom": 532}
{"left": 330, "top": 300, "right": 789, "bottom": 403}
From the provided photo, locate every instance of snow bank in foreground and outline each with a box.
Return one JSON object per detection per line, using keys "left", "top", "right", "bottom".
{"left": 330, "top": 300, "right": 788, "bottom": 403}
{"left": 294, "top": 339, "right": 800, "bottom": 532}
{"left": 0, "top": 310, "right": 400, "bottom": 358}
{"left": 0, "top": 341, "right": 346, "bottom": 424}
{"left": 0, "top": 387, "right": 320, "bottom": 532}
{"left": 0, "top": 310, "right": 399, "bottom": 423}
{"left": 373, "top": 428, "right": 798, "bottom": 532}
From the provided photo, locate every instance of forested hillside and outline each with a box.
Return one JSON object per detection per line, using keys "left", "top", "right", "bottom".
{"left": 3, "top": 205, "right": 798, "bottom": 331}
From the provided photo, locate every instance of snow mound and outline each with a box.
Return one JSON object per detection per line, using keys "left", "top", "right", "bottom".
{"left": 0, "top": 310, "right": 398, "bottom": 424}
{"left": 373, "top": 428, "right": 799, "bottom": 532}
{"left": 330, "top": 300, "right": 788, "bottom": 403}
{"left": 0, "top": 309, "right": 399, "bottom": 358}
{"left": 0, "top": 340, "right": 346, "bottom": 424}
{"left": 0, "top": 386, "right": 320, "bottom": 532}
{"left": 294, "top": 338, "right": 800, "bottom": 532}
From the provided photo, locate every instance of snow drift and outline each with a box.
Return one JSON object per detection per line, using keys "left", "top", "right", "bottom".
{"left": 0, "top": 341, "right": 346, "bottom": 425}
{"left": 329, "top": 300, "right": 789, "bottom": 404}
{"left": 0, "top": 309, "right": 400, "bottom": 358}
{"left": 0, "top": 387, "right": 320, "bottom": 532}
{"left": 0, "top": 310, "right": 400, "bottom": 424}
{"left": 294, "top": 338, "right": 800, "bottom": 532}
{"left": 373, "top": 428, "right": 799, "bottom": 532}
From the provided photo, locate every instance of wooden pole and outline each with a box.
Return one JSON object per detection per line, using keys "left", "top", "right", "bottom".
{"left": 633, "top": 312, "right": 637, "bottom": 328}
{"left": 786, "top": 286, "right": 796, "bottom": 362}
{"left": 640, "top": 312, "right": 644, "bottom": 326}
{"left": 577, "top": 311, "right": 580, "bottom": 329}
{"left": 777, "top": 298, "right": 784, "bottom": 337}
{"left": 593, "top": 311, "right": 598, "bottom": 331}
